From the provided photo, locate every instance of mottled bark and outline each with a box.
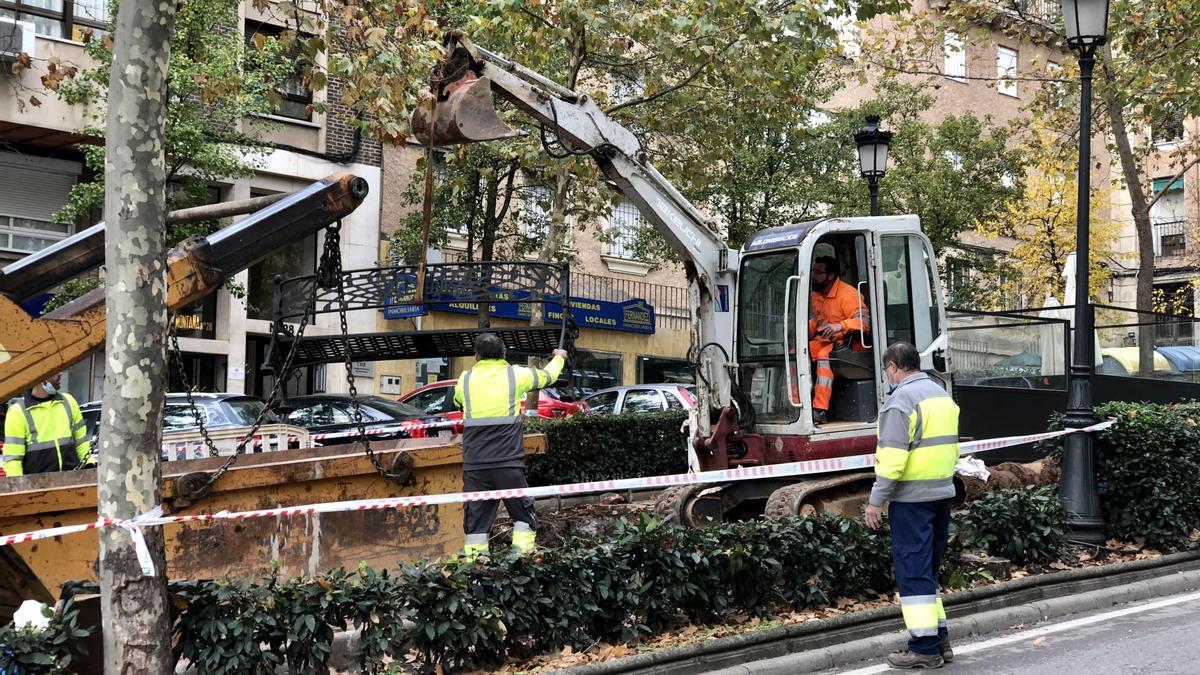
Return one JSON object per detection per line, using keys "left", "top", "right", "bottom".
{"left": 98, "top": 0, "right": 178, "bottom": 672}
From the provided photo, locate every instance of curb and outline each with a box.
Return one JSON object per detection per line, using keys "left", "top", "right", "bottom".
{"left": 555, "top": 550, "right": 1200, "bottom": 675}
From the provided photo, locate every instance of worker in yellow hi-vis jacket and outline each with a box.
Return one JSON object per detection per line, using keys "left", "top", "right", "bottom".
{"left": 864, "top": 341, "right": 959, "bottom": 670}
{"left": 3, "top": 372, "right": 92, "bottom": 477}
{"left": 454, "top": 333, "right": 567, "bottom": 560}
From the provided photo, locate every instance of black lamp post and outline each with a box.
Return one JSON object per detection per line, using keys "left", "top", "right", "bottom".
{"left": 855, "top": 115, "right": 893, "bottom": 216}
{"left": 1061, "top": 0, "right": 1111, "bottom": 545}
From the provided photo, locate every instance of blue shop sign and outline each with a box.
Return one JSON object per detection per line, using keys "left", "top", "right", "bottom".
{"left": 428, "top": 294, "right": 655, "bottom": 335}
{"left": 381, "top": 272, "right": 428, "bottom": 319}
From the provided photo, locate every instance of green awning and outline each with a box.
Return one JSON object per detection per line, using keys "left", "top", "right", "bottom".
{"left": 1153, "top": 176, "right": 1184, "bottom": 193}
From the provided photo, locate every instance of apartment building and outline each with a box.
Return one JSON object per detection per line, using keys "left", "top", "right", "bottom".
{"left": 0, "top": 2, "right": 384, "bottom": 403}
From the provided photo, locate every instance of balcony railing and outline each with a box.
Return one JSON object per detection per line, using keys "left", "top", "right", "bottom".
{"left": 1154, "top": 219, "right": 1187, "bottom": 260}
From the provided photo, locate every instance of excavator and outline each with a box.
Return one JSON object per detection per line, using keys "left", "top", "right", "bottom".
{"left": 411, "top": 33, "right": 954, "bottom": 524}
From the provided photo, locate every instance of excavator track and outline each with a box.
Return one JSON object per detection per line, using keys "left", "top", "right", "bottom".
{"left": 763, "top": 472, "right": 877, "bottom": 519}
{"left": 652, "top": 484, "right": 725, "bottom": 527}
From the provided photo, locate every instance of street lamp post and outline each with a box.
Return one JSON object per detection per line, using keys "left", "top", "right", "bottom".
{"left": 855, "top": 115, "right": 893, "bottom": 216}
{"left": 1061, "top": 0, "right": 1111, "bottom": 545}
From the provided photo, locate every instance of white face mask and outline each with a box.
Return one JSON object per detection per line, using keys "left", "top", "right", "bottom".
{"left": 42, "top": 381, "right": 58, "bottom": 396}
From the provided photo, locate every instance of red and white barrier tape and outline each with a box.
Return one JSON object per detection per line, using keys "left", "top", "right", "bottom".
{"left": 0, "top": 419, "right": 1114, "bottom": 575}
{"left": 308, "top": 418, "right": 461, "bottom": 443}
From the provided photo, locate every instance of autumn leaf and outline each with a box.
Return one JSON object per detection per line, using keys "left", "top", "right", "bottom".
{"left": 28, "top": 95, "right": 42, "bottom": 107}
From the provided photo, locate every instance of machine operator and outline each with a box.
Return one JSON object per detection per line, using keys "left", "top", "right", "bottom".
{"left": 809, "top": 255, "right": 869, "bottom": 425}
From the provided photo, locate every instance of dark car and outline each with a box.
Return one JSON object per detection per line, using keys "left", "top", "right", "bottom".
{"left": 274, "top": 394, "right": 459, "bottom": 444}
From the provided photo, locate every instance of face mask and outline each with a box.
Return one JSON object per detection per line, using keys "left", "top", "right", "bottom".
{"left": 887, "top": 380, "right": 898, "bottom": 393}
{"left": 42, "top": 381, "right": 58, "bottom": 396}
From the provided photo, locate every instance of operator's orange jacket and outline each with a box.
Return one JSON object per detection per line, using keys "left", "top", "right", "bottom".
{"left": 809, "top": 278, "right": 869, "bottom": 343}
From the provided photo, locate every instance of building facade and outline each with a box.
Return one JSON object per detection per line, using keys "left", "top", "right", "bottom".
{"left": 0, "top": 2, "right": 384, "bottom": 404}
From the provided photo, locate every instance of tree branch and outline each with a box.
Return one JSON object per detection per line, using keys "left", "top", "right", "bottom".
{"left": 605, "top": 39, "right": 738, "bottom": 115}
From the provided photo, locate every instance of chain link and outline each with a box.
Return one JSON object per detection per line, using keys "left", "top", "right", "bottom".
{"left": 327, "top": 224, "right": 398, "bottom": 482}
{"left": 169, "top": 223, "right": 338, "bottom": 499}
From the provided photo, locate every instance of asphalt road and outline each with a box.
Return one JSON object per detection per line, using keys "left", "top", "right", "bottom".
{"left": 830, "top": 589, "right": 1200, "bottom": 675}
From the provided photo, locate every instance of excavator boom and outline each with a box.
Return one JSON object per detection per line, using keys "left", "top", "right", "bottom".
{"left": 0, "top": 173, "right": 368, "bottom": 402}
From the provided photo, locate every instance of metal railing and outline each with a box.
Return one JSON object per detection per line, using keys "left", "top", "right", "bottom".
{"left": 1154, "top": 219, "right": 1187, "bottom": 260}
{"left": 572, "top": 270, "right": 690, "bottom": 331}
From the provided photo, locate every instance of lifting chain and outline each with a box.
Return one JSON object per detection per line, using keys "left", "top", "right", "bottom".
{"left": 170, "top": 223, "right": 338, "bottom": 506}
{"left": 326, "top": 224, "right": 411, "bottom": 484}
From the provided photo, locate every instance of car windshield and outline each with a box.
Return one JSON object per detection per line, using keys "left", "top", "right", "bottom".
{"left": 359, "top": 396, "right": 425, "bottom": 420}
{"left": 222, "top": 398, "right": 280, "bottom": 426}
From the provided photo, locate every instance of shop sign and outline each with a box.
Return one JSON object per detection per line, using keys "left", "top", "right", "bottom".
{"left": 419, "top": 290, "right": 656, "bottom": 335}
{"left": 381, "top": 271, "right": 427, "bottom": 319}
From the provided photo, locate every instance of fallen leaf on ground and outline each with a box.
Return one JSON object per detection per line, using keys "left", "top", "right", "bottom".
{"left": 1033, "top": 636, "right": 1046, "bottom": 647}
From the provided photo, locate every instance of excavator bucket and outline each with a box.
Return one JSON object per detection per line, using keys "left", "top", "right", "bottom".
{"left": 411, "top": 73, "right": 522, "bottom": 146}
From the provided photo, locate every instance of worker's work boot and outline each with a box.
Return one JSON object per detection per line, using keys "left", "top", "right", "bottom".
{"left": 463, "top": 534, "right": 489, "bottom": 562}
{"left": 813, "top": 409, "right": 828, "bottom": 425}
{"left": 885, "top": 650, "right": 944, "bottom": 669}
{"left": 940, "top": 637, "right": 954, "bottom": 663}
{"left": 512, "top": 523, "right": 536, "bottom": 555}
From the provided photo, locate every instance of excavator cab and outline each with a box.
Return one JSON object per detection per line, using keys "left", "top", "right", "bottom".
{"left": 734, "top": 216, "right": 951, "bottom": 452}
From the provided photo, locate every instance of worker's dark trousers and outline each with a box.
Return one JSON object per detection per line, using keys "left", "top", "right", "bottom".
{"left": 889, "top": 498, "right": 953, "bottom": 655}
{"left": 463, "top": 466, "right": 540, "bottom": 535}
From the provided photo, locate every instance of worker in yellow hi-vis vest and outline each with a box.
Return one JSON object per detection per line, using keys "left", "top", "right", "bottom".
{"left": 3, "top": 372, "right": 92, "bottom": 477}
{"left": 454, "top": 333, "right": 567, "bottom": 560}
{"left": 864, "top": 341, "right": 959, "bottom": 670}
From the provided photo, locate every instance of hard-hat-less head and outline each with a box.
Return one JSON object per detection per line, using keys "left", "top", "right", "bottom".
{"left": 474, "top": 333, "right": 506, "bottom": 360}
{"left": 37, "top": 372, "right": 63, "bottom": 396}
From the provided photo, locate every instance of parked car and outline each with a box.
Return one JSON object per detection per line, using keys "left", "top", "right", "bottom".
{"left": 583, "top": 384, "right": 696, "bottom": 415}
{"left": 79, "top": 393, "right": 300, "bottom": 461}
{"left": 80, "top": 393, "right": 283, "bottom": 439}
{"left": 399, "top": 379, "right": 588, "bottom": 420}
{"left": 273, "top": 394, "right": 459, "bottom": 442}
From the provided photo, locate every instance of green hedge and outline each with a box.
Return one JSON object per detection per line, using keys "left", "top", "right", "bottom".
{"left": 1047, "top": 401, "right": 1200, "bottom": 548}
{"left": 525, "top": 410, "right": 689, "bottom": 486}
{"left": 0, "top": 598, "right": 91, "bottom": 673}
{"left": 5, "top": 489, "right": 1067, "bottom": 673}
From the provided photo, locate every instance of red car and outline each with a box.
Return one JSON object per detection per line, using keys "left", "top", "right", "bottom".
{"left": 399, "top": 379, "right": 588, "bottom": 420}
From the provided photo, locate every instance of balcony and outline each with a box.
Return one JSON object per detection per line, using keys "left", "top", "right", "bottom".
{"left": 1154, "top": 220, "right": 1188, "bottom": 262}
{"left": 0, "top": 35, "right": 95, "bottom": 149}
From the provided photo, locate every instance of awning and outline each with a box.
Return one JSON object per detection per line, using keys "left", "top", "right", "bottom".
{"left": 1100, "top": 347, "right": 1174, "bottom": 374}
{"left": 1153, "top": 176, "right": 1184, "bottom": 193}
{"left": 1155, "top": 345, "right": 1200, "bottom": 372}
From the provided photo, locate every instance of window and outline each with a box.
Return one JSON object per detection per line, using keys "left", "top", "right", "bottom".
{"left": 944, "top": 31, "right": 966, "bottom": 81}
{"left": 583, "top": 390, "right": 618, "bottom": 415}
{"left": 404, "top": 387, "right": 451, "bottom": 416}
{"left": 568, "top": 349, "right": 622, "bottom": 395}
{"left": 997, "top": 46, "right": 1018, "bottom": 97}
{"left": 245, "top": 21, "right": 313, "bottom": 121}
{"left": 881, "top": 236, "right": 939, "bottom": 351}
{"left": 1154, "top": 282, "right": 1194, "bottom": 344}
{"left": 637, "top": 356, "right": 693, "bottom": 384}
{"left": 0, "top": 0, "right": 107, "bottom": 40}
{"left": 523, "top": 185, "right": 551, "bottom": 243}
{"left": 607, "top": 198, "right": 642, "bottom": 259}
{"left": 0, "top": 216, "right": 71, "bottom": 253}
{"left": 247, "top": 189, "right": 318, "bottom": 321}
{"left": 1152, "top": 180, "right": 1187, "bottom": 258}
{"left": 1153, "top": 107, "right": 1185, "bottom": 145}
{"left": 622, "top": 389, "right": 665, "bottom": 413}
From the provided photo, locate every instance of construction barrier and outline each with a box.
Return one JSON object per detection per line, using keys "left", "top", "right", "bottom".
{"left": 0, "top": 420, "right": 1114, "bottom": 576}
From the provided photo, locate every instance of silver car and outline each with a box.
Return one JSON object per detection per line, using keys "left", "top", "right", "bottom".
{"left": 582, "top": 384, "right": 696, "bottom": 415}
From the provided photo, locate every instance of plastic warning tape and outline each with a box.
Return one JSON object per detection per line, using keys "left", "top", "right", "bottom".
{"left": 0, "top": 420, "right": 1114, "bottom": 559}
{"left": 308, "top": 418, "right": 460, "bottom": 443}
